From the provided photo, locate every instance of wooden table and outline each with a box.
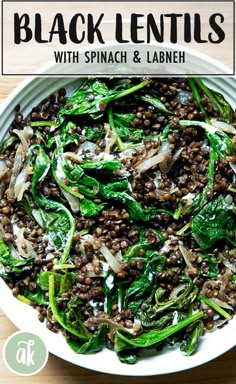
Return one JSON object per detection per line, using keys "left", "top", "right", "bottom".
{"left": 0, "top": 77, "right": 236, "bottom": 384}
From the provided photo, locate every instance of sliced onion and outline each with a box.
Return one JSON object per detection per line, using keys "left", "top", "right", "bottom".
{"left": 79, "top": 234, "right": 94, "bottom": 256}
{"left": 145, "top": 146, "right": 160, "bottom": 160}
{"left": 13, "top": 225, "right": 37, "bottom": 259}
{"left": 93, "top": 186, "right": 99, "bottom": 195}
{"left": 26, "top": 166, "right": 34, "bottom": 175}
{"left": 158, "top": 142, "right": 172, "bottom": 173}
{"left": 136, "top": 141, "right": 172, "bottom": 173}
{"left": 0, "top": 160, "right": 8, "bottom": 179}
{"left": 174, "top": 147, "right": 184, "bottom": 161}
{"left": 132, "top": 145, "right": 160, "bottom": 169}
{"left": 183, "top": 192, "right": 196, "bottom": 200}
{"left": 229, "top": 162, "right": 236, "bottom": 175}
{"left": 84, "top": 316, "right": 125, "bottom": 331}
{"left": 63, "top": 152, "right": 83, "bottom": 163}
{"left": 160, "top": 240, "right": 172, "bottom": 255}
{"left": 0, "top": 223, "right": 5, "bottom": 237}
{"left": 104, "top": 153, "right": 117, "bottom": 162}
{"left": 209, "top": 297, "right": 233, "bottom": 310}
{"left": 77, "top": 141, "right": 98, "bottom": 158}
{"left": 14, "top": 168, "right": 29, "bottom": 201}
{"left": 115, "top": 250, "right": 123, "bottom": 262}
{"left": 178, "top": 242, "right": 194, "bottom": 269}
{"left": 211, "top": 119, "right": 236, "bottom": 135}
{"left": 32, "top": 209, "right": 44, "bottom": 228}
{"left": 13, "top": 129, "right": 28, "bottom": 152}
{"left": 7, "top": 145, "right": 25, "bottom": 198}
{"left": 0, "top": 161, "right": 9, "bottom": 198}
{"left": 13, "top": 126, "right": 33, "bottom": 153}
{"left": 104, "top": 123, "right": 117, "bottom": 155}
{"left": 0, "top": 183, "right": 6, "bottom": 199}
{"left": 85, "top": 271, "right": 106, "bottom": 278}
{"left": 222, "top": 259, "right": 236, "bottom": 273}
{"left": 9, "top": 244, "right": 23, "bottom": 259}
{"left": 163, "top": 147, "right": 184, "bottom": 174}
{"left": 225, "top": 194, "right": 233, "bottom": 205}
{"left": 201, "top": 280, "right": 221, "bottom": 296}
{"left": 24, "top": 126, "right": 34, "bottom": 139}
{"left": 169, "top": 284, "right": 186, "bottom": 300}
{"left": 207, "top": 318, "right": 228, "bottom": 333}
{"left": 99, "top": 244, "right": 123, "bottom": 273}
{"left": 60, "top": 187, "right": 80, "bottom": 213}
{"left": 173, "top": 90, "right": 192, "bottom": 105}
{"left": 153, "top": 171, "right": 162, "bottom": 187}
{"left": 135, "top": 152, "right": 166, "bottom": 173}
{"left": 118, "top": 148, "right": 135, "bottom": 162}
{"left": 169, "top": 187, "right": 179, "bottom": 194}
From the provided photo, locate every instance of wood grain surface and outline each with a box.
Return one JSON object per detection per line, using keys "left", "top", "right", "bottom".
{"left": 0, "top": 77, "right": 236, "bottom": 384}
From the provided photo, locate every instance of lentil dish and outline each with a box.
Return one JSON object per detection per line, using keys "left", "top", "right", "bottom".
{"left": 0, "top": 77, "right": 236, "bottom": 364}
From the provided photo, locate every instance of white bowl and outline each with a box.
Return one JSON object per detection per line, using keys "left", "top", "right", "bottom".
{"left": 0, "top": 75, "right": 235, "bottom": 376}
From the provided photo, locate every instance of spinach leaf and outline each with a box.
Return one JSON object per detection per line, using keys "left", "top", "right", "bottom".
{"left": 49, "top": 274, "right": 91, "bottom": 340}
{"left": 108, "top": 110, "right": 144, "bottom": 146}
{"left": 0, "top": 240, "right": 12, "bottom": 261}
{"left": 21, "top": 287, "right": 49, "bottom": 305}
{"left": 77, "top": 175, "right": 101, "bottom": 198}
{"left": 134, "top": 95, "right": 172, "bottom": 115}
{"left": 179, "top": 120, "right": 234, "bottom": 216}
{"left": 80, "top": 159, "right": 122, "bottom": 173}
{"left": 100, "top": 188, "right": 157, "bottom": 222}
{"left": 47, "top": 121, "right": 79, "bottom": 148}
{"left": 38, "top": 271, "right": 62, "bottom": 290}
{"left": 137, "top": 312, "right": 175, "bottom": 330}
{"left": 108, "top": 106, "right": 125, "bottom": 151}
{"left": 31, "top": 145, "right": 76, "bottom": 263}
{"left": 31, "top": 145, "right": 51, "bottom": 199}
{"left": 0, "top": 240, "right": 34, "bottom": 278}
{"left": 112, "top": 112, "right": 140, "bottom": 143}
{"left": 124, "top": 253, "right": 166, "bottom": 314}
{"left": 178, "top": 120, "right": 234, "bottom": 157}
{"left": 187, "top": 147, "right": 217, "bottom": 215}
{"left": 52, "top": 138, "right": 163, "bottom": 222}
{"left": 52, "top": 137, "right": 84, "bottom": 199}
{"left": 123, "top": 230, "right": 164, "bottom": 262}
{"left": 52, "top": 158, "right": 84, "bottom": 200}
{"left": 38, "top": 271, "right": 75, "bottom": 294}
{"left": 60, "top": 78, "right": 150, "bottom": 120}
{"left": 0, "top": 135, "right": 18, "bottom": 153}
{"left": 22, "top": 193, "right": 34, "bottom": 219}
{"left": 80, "top": 198, "right": 105, "bottom": 217}
{"left": 39, "top": 209, "right": 71, "bottom": 251}
{"left": 67, "top": 323, "right": 109, "bottom": 354}
{"left": 37, "top": 203, "right": 75, "bottom": 265}
{"left": 114, "top": 113, "right": 136, "bottom": 129}
{"left": 31, "top": 121, "right": 59, "bottom": 128}
{"left": 191, "top": 195, "right": 236, "bottom": 249}
{"left": 188, "top": 78, "right": 210, "bottom": 124}
{"left": 193, "top": 78, "right": 233, "bottom": 123}
{"left": 180, "top": 321, "right": 204, "bottom": 356}
{"left": 117, "top": 351, "right": 137, "bottom": 364}
{"left": 114, "top": 311, "right": 203, "bottom": 353}
{"left": 153, "top": 281, "right": 199, "bottom": 315}
{"left": 84, "top": 124, "right": 103, "bottom": 141}
{"left": 129, "top": 129, "right": 143, "bottom": 142}
{"left": 198, "top": 253, "right": 221, "bottom": 279}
